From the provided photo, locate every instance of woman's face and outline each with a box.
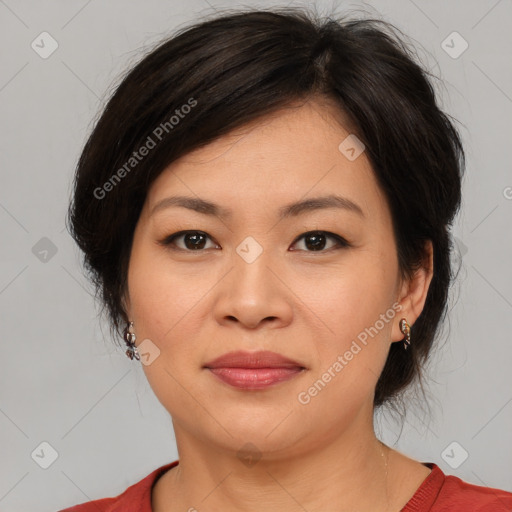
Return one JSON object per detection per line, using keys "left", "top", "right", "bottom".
{"left": 124, "top": 100, "right": 431, "bottom": 459}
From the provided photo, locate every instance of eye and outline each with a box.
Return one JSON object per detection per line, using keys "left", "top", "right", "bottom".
{"left": 159, "top": 230, "right": 219, "bottom": 251}
{"left": 158, "top": 230, "right": 349, "bottom": 253}
{"left": 290, "top": 231, "right": 350, "bottom": 252}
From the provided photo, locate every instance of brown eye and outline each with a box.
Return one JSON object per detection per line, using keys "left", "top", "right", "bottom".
{"left": 290, "top": 231, "right": 349, "bottom": 252}
{"left": 159, "top": 230, "right": 349, "bottom": 253}
{"left": 160, "top": 231, "right": 218, "bottom": 251}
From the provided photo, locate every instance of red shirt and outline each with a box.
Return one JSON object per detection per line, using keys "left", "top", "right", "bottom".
{"left": 58, "top": 460, "right": 512, "bottom": 511}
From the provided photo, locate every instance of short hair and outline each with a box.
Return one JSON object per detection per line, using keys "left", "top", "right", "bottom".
{"left": 67, "top": 6, "right": 465, "bottom": 411}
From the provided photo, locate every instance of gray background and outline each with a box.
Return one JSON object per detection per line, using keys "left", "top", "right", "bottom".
{"left": 0, "top": 0, "right": 511, "bottom": 510}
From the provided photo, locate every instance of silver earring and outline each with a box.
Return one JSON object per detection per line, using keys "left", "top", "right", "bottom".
{"left": 399, "top": 318, "right": 411, "bottom": 350}
{"left": 123, "top": 321, "right": 140, "bottom": 360}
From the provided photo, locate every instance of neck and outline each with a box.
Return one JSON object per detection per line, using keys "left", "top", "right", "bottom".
{"left": 154, "top": 416, "right": 393, "bottom": 512}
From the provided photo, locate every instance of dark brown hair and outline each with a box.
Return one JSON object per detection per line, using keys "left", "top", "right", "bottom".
{"left": 67, "top": 6, "right": 465, "bottom": 410}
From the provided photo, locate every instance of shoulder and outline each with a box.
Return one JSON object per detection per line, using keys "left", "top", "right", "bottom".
{"left": 58, "top": 496, "right": 113, "bottom": 512}
{"left": 435, "top": 472, "right": 512, "bottom": 511}
{"left": 57, "top": 460, "right": 179, "bottom": 512}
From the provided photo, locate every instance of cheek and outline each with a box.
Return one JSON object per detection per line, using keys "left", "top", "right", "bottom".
{"left": 128, "top": 246, "right": 207, "bottom": 419}
{"left": 302, "top": 254, "right": 395, "bottom": 340}
{"left": 299, "top": 251, "right": 397, "bottom": 392}
{"left": 127, "top": 240, "right": 200, "bottom": 339}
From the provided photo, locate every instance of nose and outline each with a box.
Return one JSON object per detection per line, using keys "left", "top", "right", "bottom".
{"left": 212, "top": 247, "right": 293, "bottom": 331}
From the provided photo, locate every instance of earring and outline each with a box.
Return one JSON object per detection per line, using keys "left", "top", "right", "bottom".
{"left": 123, "top": 321, "right": 140, "bottom": 360}
{"left": 399, "top": 318, "right": 411, "bottom": 350}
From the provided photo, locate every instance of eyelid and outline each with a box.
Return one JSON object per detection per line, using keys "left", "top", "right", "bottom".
{"left": 158, "top": 230, "right": 219, "bottom": 251}
{"left": 290, "top": 231, "right": 350, "bottom": 251}
{"left": 158, "top": 230, "right": 350, "bottom": 252}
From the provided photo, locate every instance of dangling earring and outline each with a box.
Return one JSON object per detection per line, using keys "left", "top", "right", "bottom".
{"left": 399, "top": 318, "right": 411, "bottom": 350}
{"left": 123, "top": 321, "right": 140, "bottom": 360}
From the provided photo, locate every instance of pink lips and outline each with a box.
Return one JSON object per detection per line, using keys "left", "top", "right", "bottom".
{"left": 204, "top": 350, "right": 306, "bottom": 390}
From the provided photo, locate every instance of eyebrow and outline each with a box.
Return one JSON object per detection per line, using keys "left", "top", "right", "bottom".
{"left": 150, "top": 194, "right": 365, "bottom": 220}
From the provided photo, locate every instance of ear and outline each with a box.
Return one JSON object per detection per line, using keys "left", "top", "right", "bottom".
{"left": 120, "top": 291, "right": 131, "bottom": 322}
{"left": 391, "top": 240, "right": 434, "bottom": 343}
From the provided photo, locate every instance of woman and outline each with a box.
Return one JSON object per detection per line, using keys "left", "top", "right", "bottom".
{"left": 60, "top": 6, "right": 512, "bottom": 512}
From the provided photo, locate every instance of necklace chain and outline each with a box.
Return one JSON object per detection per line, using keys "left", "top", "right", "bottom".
{"left": 379, "top": 440, "right": 390, "bottom": 512}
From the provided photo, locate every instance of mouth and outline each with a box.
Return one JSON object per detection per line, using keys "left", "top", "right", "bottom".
{"left": 203, "top": 350, "right": 307, "bottom": 390}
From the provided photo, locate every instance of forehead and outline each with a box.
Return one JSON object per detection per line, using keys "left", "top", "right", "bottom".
{"left": 144, "top": 100, "right": 388, "bottom": 223}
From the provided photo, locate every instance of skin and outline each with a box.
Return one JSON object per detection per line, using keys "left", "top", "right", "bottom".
{"left": 123, "top": 98, "right": 434, "bottom": 512}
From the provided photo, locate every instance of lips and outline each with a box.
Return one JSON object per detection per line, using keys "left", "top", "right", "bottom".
{"left": 203, "top": 350, "right": 306, "bottom": 390}
{"left": 204, "top": 350, "right": 305, "bottom": 369}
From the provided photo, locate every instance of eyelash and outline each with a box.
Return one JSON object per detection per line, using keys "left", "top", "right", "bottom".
{"left": 158, "top": 230, "right": 350, "bottom": 253}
